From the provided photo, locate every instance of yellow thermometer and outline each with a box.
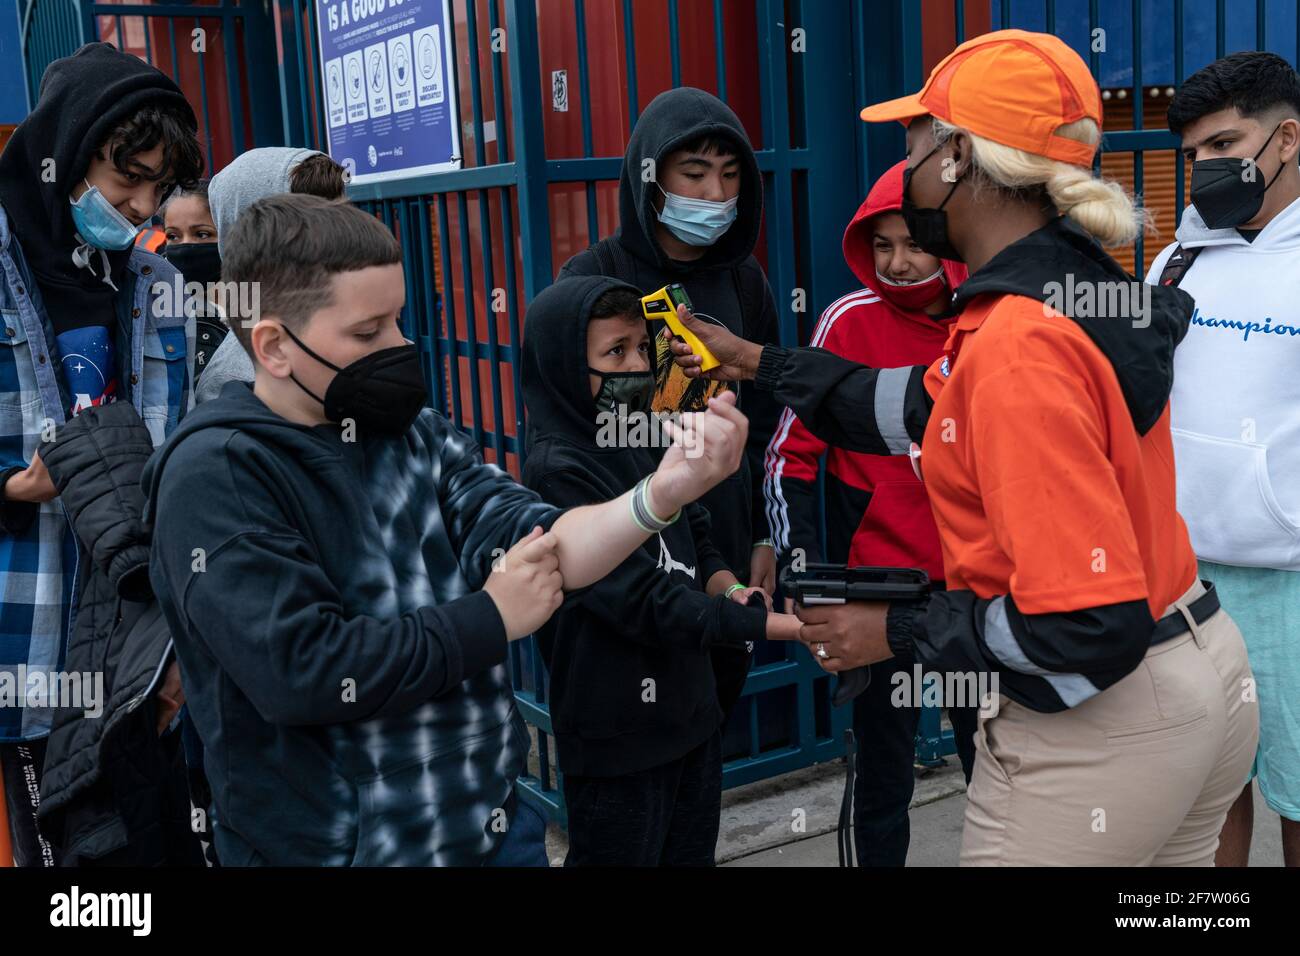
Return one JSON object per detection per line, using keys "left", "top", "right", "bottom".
{"left": 640, "top": 283, "right": 720, "bottom": 372}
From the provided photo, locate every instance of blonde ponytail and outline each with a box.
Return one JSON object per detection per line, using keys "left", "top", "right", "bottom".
{"left": 933, "top": 117, "right": 1148, "bottom": 247}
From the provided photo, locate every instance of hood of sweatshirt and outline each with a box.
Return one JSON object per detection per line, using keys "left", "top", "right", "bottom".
{"left": 209, "top": 146, "right": 323, "bottom": 257}
{"left": 842, "top": 160, "right": 967, "bottom": 329}
{"left": 616, "top": 87, "right": 763, "bottom": 274}
{"left": 0, "top": 42, "right": 196, "bottom": 323}
{"left": 1172, "top": 192, "right": 1300, "bottom": 251}
{"left": 952, "top": 215, "right": 1194, "bottom": 435}
{"left": 520, "top": 274, "right": 652, "bottom": 468}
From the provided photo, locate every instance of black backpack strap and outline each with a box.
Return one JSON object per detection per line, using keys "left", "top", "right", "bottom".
{"left": 1157, "top": 243, "right": 1204, "bottom": 288}
{"left": 591, "top": 236, "right": 638, "bottom": 284}
{"left": 593, "top": 238, "right": 617, "bottom": 276}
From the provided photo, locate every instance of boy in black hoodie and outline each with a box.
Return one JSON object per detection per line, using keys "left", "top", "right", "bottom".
{"left": 521, "top": 275, "right": 799, "bottom": 865}
{"left": 558, "top": 87, "right": 783, "bottom": 720}
{"left": 143, "top": 195, "right": 751, "bottom": 865}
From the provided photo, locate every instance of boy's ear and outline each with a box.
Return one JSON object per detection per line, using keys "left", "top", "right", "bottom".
{"left": 1279, "top": 116, "right": 1300, "bottom": 164}
{"left": 250, "top": 320, "right": 291, "bottom": 379}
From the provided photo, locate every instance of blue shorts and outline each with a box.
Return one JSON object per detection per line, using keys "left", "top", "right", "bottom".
{"left": 1201, "top": 560, "right": 1300, "bottom": 821}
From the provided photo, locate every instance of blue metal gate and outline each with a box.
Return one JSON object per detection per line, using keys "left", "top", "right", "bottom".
{"left": 325, "top": 0, "right": 876, "bottom": 817}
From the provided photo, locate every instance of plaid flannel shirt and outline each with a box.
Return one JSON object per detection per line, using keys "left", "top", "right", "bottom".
{"left": 0, "top": 203, "right": 194, "bottom": 741}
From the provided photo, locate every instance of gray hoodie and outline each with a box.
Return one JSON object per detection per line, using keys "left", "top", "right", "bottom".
{"left": 197, "top": 147, "right": 322, "bottom": 403}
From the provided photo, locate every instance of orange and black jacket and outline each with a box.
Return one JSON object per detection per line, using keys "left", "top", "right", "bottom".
{"left": 756, "top": 216, "right": 1200, "bottom": 713}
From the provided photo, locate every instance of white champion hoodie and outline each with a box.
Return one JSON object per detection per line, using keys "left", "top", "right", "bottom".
{"left": 1146, "top": 195, "right": 1300, "bottom": 570}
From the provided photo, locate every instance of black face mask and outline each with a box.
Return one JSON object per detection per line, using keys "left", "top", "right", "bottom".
{"left": 589, "top": 368, "right": 655, "bottom": 416}
{"left": 163, "top": 240, "right": 223, "bottom": 287}
{"left": 1190, "top": 124, "right": 1285, "bottom": 230}
{"left": 902, "top": 144, "right": 965, "bottom": 262}
{"left": 279, "top": 324, "right": 428, "bottom": 436}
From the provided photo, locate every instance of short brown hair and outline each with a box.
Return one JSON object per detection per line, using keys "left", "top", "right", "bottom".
{"left": 221, "top": 193, "right": 401, "bottom": 351}
{"left": 289, "top": 153, "right": 348, "bottom": 199}
{"left": 589, "top": 287, "right": 642, "bottom": 322}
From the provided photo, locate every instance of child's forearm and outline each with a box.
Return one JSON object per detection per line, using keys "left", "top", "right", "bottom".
{"left": 550, "top": 480, "right": 660, "bottom": 590}
{"left": 706, "top": 570, "right": 739, "bottom": 596}
{"left": 552, "top": 391, "right": 749, "bottom": 589}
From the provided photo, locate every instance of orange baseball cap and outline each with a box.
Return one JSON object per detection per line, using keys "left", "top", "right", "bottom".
{"left": 860, "top": 29, "right": 1102, "bottom": 167}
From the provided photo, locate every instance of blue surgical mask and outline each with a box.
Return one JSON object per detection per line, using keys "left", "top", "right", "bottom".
{"left": 69, "top": 181, "right": 141, "bottom": 251}
{"left": 655, "top": 185, "right": 738, "bottom": 247}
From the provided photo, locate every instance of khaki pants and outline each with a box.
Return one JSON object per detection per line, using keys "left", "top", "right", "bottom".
{"left": 961, "top": 579, "right": 1259, "bottom": 866}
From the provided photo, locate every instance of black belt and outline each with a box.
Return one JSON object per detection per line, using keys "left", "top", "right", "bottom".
{"left": 1150, "top": 580, "right": 1220, "bottom": 647}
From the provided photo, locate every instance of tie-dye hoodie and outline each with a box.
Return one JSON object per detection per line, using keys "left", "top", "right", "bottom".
{"left": 142, "top": 381, "right": 559, "bottom": 865}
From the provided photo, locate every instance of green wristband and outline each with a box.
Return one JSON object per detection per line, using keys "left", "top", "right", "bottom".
{"left": 724, "top": 583, "right": 747, "bottom": 597}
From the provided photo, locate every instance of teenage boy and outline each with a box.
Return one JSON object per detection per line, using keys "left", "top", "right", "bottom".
{"left": 764, "top": 161, "right": 974, "bottom": 866}
{"left": 1148, "top": 51, "right": 1300, "bottom": 867}
{"left": 521, "top": 275, "right": 798, "bottom": 865}
{"left": 142, "top": 194, "right": 750, "bottom": 866}
{"left": 558, "top": 86, "right": 783, "bottom": 719}
{"left": 0, "top": 42, "right": 202, "bottom": 864}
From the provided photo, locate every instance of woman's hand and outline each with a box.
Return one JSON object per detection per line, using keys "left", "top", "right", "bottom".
{"left": 663, "top": 304, "right": 764, "bottom": 381}
{"left": 795, "top": 601, "right": 892, "bottom": 671}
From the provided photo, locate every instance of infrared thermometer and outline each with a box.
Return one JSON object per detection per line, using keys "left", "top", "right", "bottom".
{"left": 640, "top": 283, "right": 721, "bottom": 372}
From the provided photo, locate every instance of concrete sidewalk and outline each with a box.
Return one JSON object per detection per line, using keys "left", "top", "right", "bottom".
{"left": 545, "top": 757, "right": 1286, "bottom": 866}
{"left": 721, "top": 769, "right": 1285, "bottom": 867}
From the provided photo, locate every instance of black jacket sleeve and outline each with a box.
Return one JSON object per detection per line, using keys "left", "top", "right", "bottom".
{"left": 40, "top": 402, "right": 156, "bottom": 600}
{"left": 432, "top": 422, "right": 563, "bottom": 590}
{"left": 179, "top": 529, "right": 508, "bottom": 725}
{"left": 755, "top": 345, "right": 931, "bottom": 456}
{"left": 740, "top": 274, "right": 783, "bottom": 544}
{"left": 536, "top": 469, "right": 765, "bottom": 651}
{"left": 886, "top": 591, "right": 1155, "bottom": 713}
{"left": 687, "top": 501, "right": 734, "bottom": 588}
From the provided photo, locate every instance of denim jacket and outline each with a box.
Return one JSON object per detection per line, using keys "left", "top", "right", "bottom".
{"left": 0, "top": 202, "right": 193, "bottom": 741}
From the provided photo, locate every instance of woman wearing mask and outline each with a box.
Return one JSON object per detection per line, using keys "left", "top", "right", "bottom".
{"left": 161, "top": 180, "right": 226, "bottom": 383}
{"left": 667, "top": 29, "right": 1259, "bottom": 866}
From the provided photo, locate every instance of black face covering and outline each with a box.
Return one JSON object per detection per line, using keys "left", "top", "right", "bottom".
{"left": 588, "top": 367, "right": 655, "bottom": 416}
{"left": 1190, "top": 124, "right": 1286, "bottom": 230}
{"left": 163, "top": 240, "right": 223, "bottom": 287}
{"left": 279, "top": 324, "right": 428, "bottom": 436}
{"left": 902, "top": 144, "right": 965, "bottom": 262}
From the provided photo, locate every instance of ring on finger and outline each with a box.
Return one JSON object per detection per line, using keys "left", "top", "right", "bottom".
{"left": 816, "top": 643, "right": 829, "bottom": 659}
